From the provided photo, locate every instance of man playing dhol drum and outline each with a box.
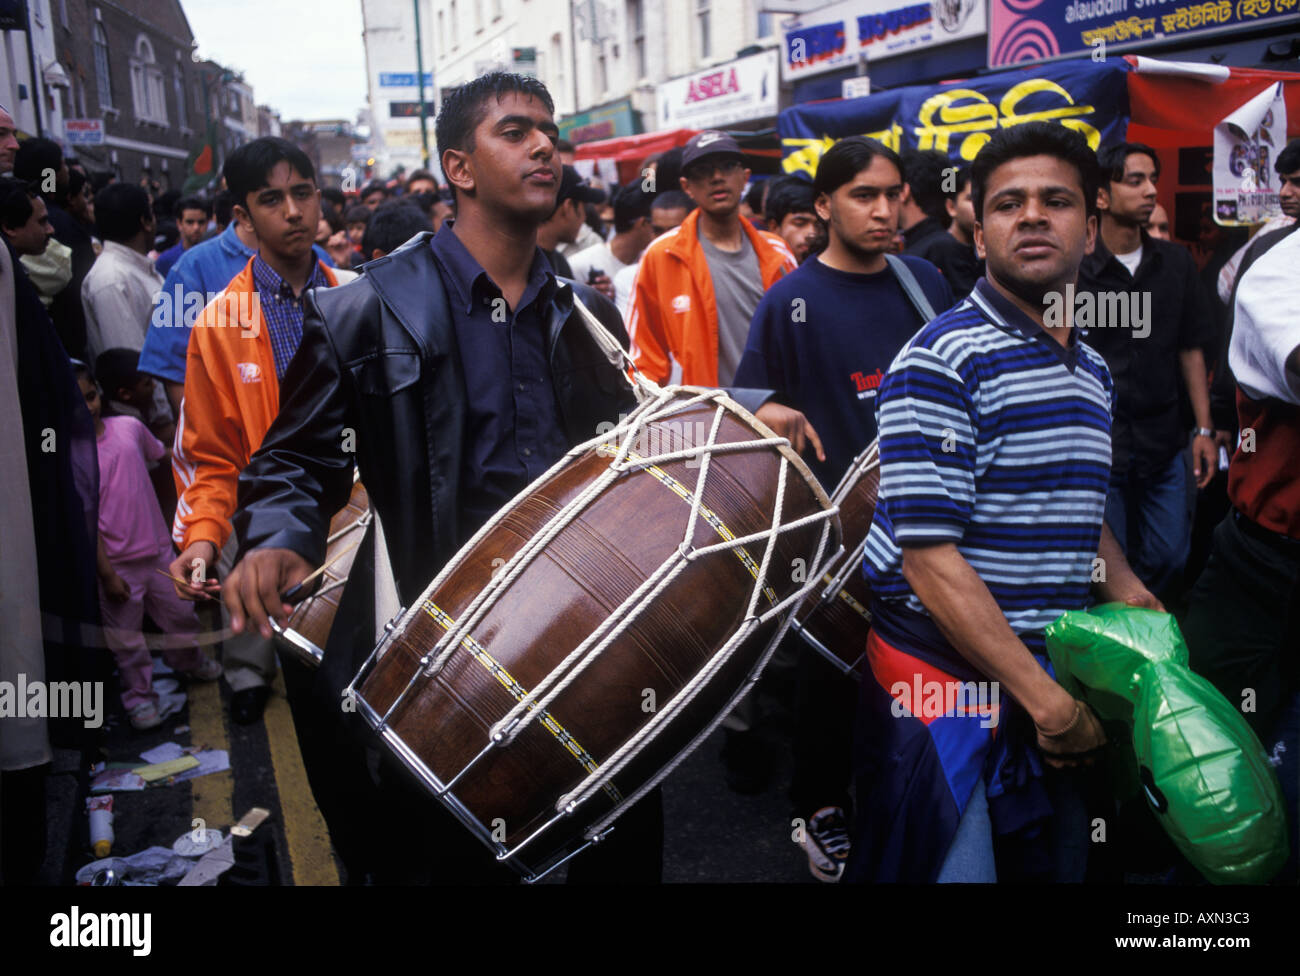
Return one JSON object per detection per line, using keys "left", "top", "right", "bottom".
{"left": 220, "top": 71, "right": 817, "bottom": 884}
{"left": 848, "top": 122, "right": 1161, "bottom": 883}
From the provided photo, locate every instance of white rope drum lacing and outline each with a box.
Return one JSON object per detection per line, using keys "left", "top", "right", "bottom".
{"left": 371, "top": 389, "right": 681, "bottom": 727}
{"left": 483, "top": 400, "right": 832, "bottom": 750}
{"left": 547, "top": 453, "right": 800, "bottom": 819}
{"left": 568, "top": 481, "right": 835, "bottom": 844}
{"left": 817, "top": 441, "right": 880, "bottom": 602}
{"left": 485, "top": 401, "right": 731, "bottom": 745}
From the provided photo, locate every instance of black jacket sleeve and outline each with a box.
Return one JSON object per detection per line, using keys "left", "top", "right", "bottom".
{"left": 232, "top": 287, "right": 356, "bottom": 567}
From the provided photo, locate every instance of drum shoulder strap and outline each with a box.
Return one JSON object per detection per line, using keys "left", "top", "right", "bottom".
{"left": 884, "top": 253, "right": 937, "bottom": 325}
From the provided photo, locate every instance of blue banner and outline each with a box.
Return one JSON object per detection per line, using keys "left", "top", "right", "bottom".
{"left": 779, "top": 59, "right": 1131, "bottom": 179}
{"left": 990, "top": 0, "right": 1300, "bottom": 68}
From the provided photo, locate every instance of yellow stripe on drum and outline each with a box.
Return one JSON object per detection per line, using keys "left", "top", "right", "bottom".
{"left": 421, "top": 602, "right": 623, "bottom": 804}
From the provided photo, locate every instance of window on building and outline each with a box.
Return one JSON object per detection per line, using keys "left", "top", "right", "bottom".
{"left": 130, "top": 35, "right": 168, "bottom": 124}
{"left": 698, "top": 0, "right": 711, "bottom": 59}
{"left": 174, "top": 67, "right": 188, "bottom": 128}
{"left": 451, "top": 0, "right": 459, "bottom": 46}
{"left": 474, "top": 0, "right": 482, "bottom": 31}
{"left": 438, "top": 10, "right": 445, "bottom": 50}
{"left": 491, "top": 0, "right": 501, "bottom": 19}
{"left": 550, "top": 32, "right": 564, "bottom": 95}
{"left": 628, "top": 0, "right": 646, "bottom": 78}
{"left": 93, "top": 22, "right": 113, "bottom": 109}
{"left": 758, "top": 11, "right": 773, "bottom": 38}
{"left": 59, "top": 0, "right": 68, "bottom": 28}
{"left": 597, "top": 52, "right": 607, "bottom": 95}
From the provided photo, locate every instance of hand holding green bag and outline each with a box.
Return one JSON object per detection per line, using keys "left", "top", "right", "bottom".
{"left": 1045, "top": 603, "right": 1288, "bottom": 884}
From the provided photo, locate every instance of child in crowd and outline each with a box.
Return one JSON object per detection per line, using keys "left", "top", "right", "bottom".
{"left": 95, "top": 347, "right": 174, "bottom": 446}
{"left": 74, "top": 360, "right": 222, "bottom": 730}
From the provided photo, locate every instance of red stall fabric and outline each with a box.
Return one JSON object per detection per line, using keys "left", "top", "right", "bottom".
{"left": 1122, "top": 57, "right": 1300, "bottom": 255}
{"left": 574, "top": 129, "right": 700, "bottom": 184}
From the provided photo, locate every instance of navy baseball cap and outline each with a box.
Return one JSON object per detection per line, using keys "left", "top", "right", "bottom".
{"left": 557, "top": 165, "right": 606, "bottom": 205}
{"left": 682, "top": 131, "right": 745, "bottom": 169}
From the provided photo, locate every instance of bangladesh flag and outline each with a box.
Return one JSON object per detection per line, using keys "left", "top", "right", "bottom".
{"left": 184, "top": 122, "right": 219, "bottom": 193}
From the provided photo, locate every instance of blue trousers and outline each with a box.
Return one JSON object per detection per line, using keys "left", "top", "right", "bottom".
{"left": 1105, "top": 449, "right": 1193, "bottom": 596}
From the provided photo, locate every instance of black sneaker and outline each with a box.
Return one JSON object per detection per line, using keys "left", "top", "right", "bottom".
{"left": 803, "top": 806, "right": 850, "bottom": 882}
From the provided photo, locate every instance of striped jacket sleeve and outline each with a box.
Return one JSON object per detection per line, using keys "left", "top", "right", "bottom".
{"left": 627, "top": 251, "right": 672, "bottom": 385}
{"left": 171, "top": 314, "right": 246, "bottom": 554}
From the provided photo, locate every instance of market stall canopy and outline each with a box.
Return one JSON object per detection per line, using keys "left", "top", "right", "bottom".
{"left": 574, "top": 128, "right": 784, "bottom": 185}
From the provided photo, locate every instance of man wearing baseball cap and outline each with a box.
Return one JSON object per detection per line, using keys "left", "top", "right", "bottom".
{"left": 537, "top": 164, "right": 605, "bottom": 279}
{"left": 628, "top": 131, "right": 797, "bottom": 387}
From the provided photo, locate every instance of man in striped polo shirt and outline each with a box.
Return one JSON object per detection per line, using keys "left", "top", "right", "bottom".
{"left": 847, "top": 123, "right": 1161, "bottom": 884}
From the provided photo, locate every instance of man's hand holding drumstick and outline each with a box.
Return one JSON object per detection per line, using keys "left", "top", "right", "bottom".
{"left": 222, "top": 548, "right": 315, "bottom": 640}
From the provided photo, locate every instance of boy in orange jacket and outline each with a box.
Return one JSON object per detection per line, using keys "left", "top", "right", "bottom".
{"left": 168, "top": 137, "right": 351, "bottom": 724}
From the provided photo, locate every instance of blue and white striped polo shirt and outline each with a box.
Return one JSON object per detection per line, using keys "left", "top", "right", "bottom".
{"left": 862, "top": 277, "right": 1114, "bottom": 655}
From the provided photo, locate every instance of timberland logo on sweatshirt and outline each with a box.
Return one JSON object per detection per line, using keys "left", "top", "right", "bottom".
{"left": 851, "top": 369, "right": 884, "bottom": 400}
{"left": 0, "top": 674, "right": 103, "bottom": 729}
{"left": 671, "top": 294, "right": 691, "bottom": 314}
{"left": 237, "top": 362, "right": 263, "bottom": 384}
{"left": 49, "top": 907, "right": 151, "bottom": 956}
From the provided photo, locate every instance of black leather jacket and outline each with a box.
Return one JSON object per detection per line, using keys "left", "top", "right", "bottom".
{"left": 232, "top": 231, "right": 768, "bottom": 691}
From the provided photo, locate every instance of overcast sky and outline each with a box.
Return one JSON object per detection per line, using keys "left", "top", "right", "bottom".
{"left": 181, "top": 0, "right": 369, "bottom": 123}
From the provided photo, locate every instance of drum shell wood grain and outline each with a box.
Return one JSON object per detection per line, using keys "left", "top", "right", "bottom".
{"left": 282, "top": 480, "right": 370, "bottom": 654}
{"left": 793, "top": 464, "right": 879, "bottom": 678}
{"left": 358, "top": 398, "right": 836, "bottom": 858}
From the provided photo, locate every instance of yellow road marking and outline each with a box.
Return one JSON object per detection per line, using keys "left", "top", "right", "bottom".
{"left": 187, "top": 660, "right": 232, "bottom": 839}
{"left": 263, "top": 671, "right": 340, "bottom": 886}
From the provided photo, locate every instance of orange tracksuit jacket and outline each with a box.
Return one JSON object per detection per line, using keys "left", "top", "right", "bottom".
{"left": 172, "top": 257, "right": 340, "bottom": 553}
{"left": 627, "top": 208, "right": 796, "bottom": 386}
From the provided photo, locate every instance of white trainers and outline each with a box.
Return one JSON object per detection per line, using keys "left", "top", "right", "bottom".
{"left": 128, "top": 691, "right": 188, "bottom": 731}
{"left": 802, "top": 806, "right": 851, "bottom": 883}
{"left": 178, "top": 656, "right": 222, "bottom": 682}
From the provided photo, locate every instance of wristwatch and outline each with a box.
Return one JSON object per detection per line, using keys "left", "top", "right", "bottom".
{"left": 1193, "top": 427, "right": 1215, "bottom": 439}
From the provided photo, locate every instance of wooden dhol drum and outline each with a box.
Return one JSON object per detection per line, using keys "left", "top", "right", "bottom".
{"left": 790, "top": 442, "right": 880, "bottom": 680}
{"left": 274, "top": 477, "right": 371, "bottom": 668}
{"left": 349, "top": 386, "right": 840, "bottom": 881}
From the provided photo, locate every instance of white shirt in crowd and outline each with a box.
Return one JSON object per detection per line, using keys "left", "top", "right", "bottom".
{"left": 1230, "top": 227, "right": 1300, "bottom": 405}
{"left": 614, "top": 261, "right": 640, "bottom": 323}
{"left": 81, "top": 240, "right": 163, "bottom": 361}
{"left": 569, "top": 241, "right": 632, "bottom": 289}
{"left": 1217, "top": 213, "right": 1296, "bottom": 304}
{"left": 1114, "top": 244, "right": 1142, "bottom": 276}
{"left": 559, "top": 221, "right": 604, "bottom": 259}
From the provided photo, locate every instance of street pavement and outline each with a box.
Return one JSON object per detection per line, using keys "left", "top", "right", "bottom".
{"left": 45, "top": 657, "right": 816, "bottom": 886}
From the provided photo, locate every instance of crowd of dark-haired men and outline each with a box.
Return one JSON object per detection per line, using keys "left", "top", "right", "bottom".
{"left": 1, "top": 78, "right": 1296, "bottom": 886}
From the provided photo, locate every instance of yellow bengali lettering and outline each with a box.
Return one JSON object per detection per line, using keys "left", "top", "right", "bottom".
{"left": 913, "top": 89, "right": 999, "bottom": 156}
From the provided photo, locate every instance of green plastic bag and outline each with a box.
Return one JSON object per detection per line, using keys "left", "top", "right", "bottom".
{"left": 1045, "top": 603, "right": 1288, "bottom": 885}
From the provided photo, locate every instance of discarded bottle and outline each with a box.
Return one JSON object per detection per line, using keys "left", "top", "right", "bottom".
{"left": 87, "top": 795, "right": 114, "bottom": 858}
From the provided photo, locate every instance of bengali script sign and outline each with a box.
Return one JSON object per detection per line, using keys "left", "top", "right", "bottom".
{"left": 779, "top": 60, "right": 1130, "bottom": 179}
{"left": 990, "top": 0, "right": 1300, "bottom": 68}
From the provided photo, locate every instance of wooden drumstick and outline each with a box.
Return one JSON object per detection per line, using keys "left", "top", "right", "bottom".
{"left": 154, "top": 568, "right": 219, "bottom": 601}
{"left": 282, "top": 539, "right": 362, "bottom": 605}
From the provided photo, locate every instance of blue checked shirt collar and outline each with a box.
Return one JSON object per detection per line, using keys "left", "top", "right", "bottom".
{"left": 251, "top": 254, "right": 329, "bottom": 382}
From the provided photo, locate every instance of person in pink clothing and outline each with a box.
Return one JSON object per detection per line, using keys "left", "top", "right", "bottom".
{"left": 74, "top": 358, "right": 221, "bottom": 730}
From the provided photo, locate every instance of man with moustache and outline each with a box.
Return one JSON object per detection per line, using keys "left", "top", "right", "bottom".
{"left": 848, "top": 123, "right": 1159, "bottom": 883}
{"left": 0, "top": 104, "right": 19, "bottom": 176}
{"left": 220, "top": 72, "right": 815, "bottom": 883}
{"left": 734, "top": 136, "right": 951, "bottom": 880}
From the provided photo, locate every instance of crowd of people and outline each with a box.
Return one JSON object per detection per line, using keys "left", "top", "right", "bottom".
{"left": 0, "top": 67, "right": 1296, "bottom": 887}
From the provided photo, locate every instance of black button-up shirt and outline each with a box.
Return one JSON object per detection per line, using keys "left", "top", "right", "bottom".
{"left": 902, "top": 216, "right": 981, "bottom": 300}
{"left": 429, "top": 224, "right": 569, "bottom": 536}
{"left": 1076, "top": 231, "right": 1215, "bottom": 476}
